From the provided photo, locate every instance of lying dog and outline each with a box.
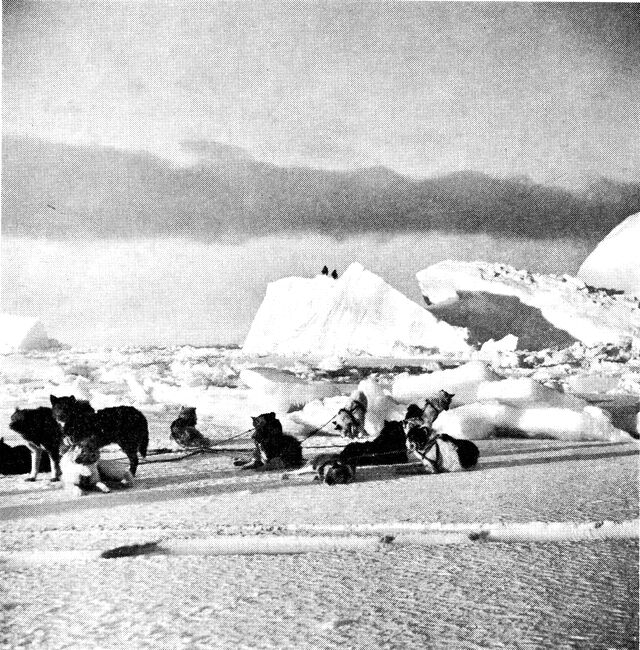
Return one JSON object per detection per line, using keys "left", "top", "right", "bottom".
{"left": 0, "top": 437, "right": 50, "bottom": 476}
{"left": 285, "top": 398, "right": 454, "bottom": 484}
{"left": 60, "top": 438, "right": 134, "bottom": 497}
{"left": 234, "top": 412, "right": 303, "bottom": 471}
{"left": 405, "top": 427, "right": 479, "bottom": 473}
{"left": 9, "top": 401, "right": 92, "bottom": 481}
{"left": 170, "top": 407, "right": 211, "bottom": 448}
{"left": 51, "top": 395, "right": 149, "bottom": 476}
{"left": 331, "top": 390, "right": 368, "bottom": 439}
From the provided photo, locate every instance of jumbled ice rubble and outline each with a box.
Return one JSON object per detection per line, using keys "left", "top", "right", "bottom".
{"left": 243, "top": 217, "right": 640, "bottom": 443}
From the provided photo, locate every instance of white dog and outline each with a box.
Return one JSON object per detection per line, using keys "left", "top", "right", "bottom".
{"left": 61, "top": 440, "right": 134, "bottom": 497}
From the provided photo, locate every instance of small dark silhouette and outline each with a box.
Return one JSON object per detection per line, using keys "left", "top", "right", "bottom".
{"left": 321, "top": 265, "right": 329, "bottom": 276}
{"left": 331, "top": 269, "right": 338, "bottom": 279}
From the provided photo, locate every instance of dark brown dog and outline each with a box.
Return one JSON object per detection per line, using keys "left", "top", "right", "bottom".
{"left": 50, "top": 396, "right": 149, "bottom": 475}
{"left": 234, "top": 412, "right": 303, "bottom": 470}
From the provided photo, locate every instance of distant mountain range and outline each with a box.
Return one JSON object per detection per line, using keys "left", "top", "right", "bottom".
{"left": 3, "top": 136, "right": 639, "bottom": 240}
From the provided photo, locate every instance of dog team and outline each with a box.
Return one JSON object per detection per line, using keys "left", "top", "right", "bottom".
{"left": 1, "top": 387, "right": 479, "bottom": 494}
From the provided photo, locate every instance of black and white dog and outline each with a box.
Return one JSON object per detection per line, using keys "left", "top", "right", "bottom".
{"left": 284, "top": 392, "right": 456, "bottom": 484}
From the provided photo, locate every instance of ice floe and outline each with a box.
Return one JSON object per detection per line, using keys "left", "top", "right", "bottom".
{"left": 392, "top": 361, "right": 503, "bottom": 407}
{"left": 434, "top": 402, "right": 631, "bottom": 443}
{"left": 417, "top": 261, "right": 640, "bottom": 349}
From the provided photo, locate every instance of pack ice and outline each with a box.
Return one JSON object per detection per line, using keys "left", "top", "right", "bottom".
{"left": 0, "top": 314, "right": 59, "bottom": 353}
{"left": 578, "top": 212, "right": 640, "bottom": 297}
{"left": 243, "top": 262, "right": 470, "bottom": 357}
{"left": 417, "top": 261, "right": 640, "bottom": 350}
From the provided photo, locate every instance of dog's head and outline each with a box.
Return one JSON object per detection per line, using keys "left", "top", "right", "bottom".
{"left": 50, "top": 395, "right": 79, "bottom": 424}
{"left": 178, "top": 406, "right": 197, "bottom": 425}
{"left": 431, "top": 390, "right": 454, "bottom": 413}
{"left": 332, "top": 404, "right": 366, "bottom": 439}
{"left": 66, "top": 438, "right": 100, "bottom": 466}
{"left": 316, "top": 459, "right": 355, "bottom": 485}
{"left": 251, "top": 412, "right": 283, "bottom": 441}
{"left": 405, "top": 426, "right": 431, "bottom": 457}
{"left": 402, "top": 403, "right": 425, "bottom": 435}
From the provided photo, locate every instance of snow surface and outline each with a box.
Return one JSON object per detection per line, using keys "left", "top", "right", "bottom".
{"left": 243, "top": 262, "right": 470, "bottom": 357}
{"left": 0, "top": 314, "right": 59, "bottom": 353}
{"left": 417, "top": 261, "right": 640, "bottom": 348}
{"left": 578, "top": 212, "right": 640, "bottom": 297}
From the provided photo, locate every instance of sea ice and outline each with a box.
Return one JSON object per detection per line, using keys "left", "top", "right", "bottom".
{"left": 434, "top": 402, "right": 632, "bottom": 442}
{"left": 417, "top": 261, "right": 640, "bottom": 349}
{"left": 392, "top": 361, "right": 502, "bottom": 407}
{"left": 243, "top": 262, "right": 470, "bottom": 357}
{"left": 476, "top": 378, "right": 588, "bottom": 410}
{"left": 289, "top": 377, "right": 405, "bottom": 438}
{"left": 239, "top": 367, "right": 354, "bottom": 415}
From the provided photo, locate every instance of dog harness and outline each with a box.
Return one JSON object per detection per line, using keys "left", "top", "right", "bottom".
{"left": 409, "top": 435, "right": 443, "bottom": 473}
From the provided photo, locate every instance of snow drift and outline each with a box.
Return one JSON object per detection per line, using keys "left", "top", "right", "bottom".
{"left": 578, "top": 212, "right": 640, "bottom": 297}
{"left": 417, "top": 261, "right": 640, "bottom": 349}
{"left": 243, "top": 263, "right": 470, "bottom": 357}
{"left": 0, "top": 314, "right": 59, "bottom": 353}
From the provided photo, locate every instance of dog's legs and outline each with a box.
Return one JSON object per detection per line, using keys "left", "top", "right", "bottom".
{"left": 25, "top": 443, "right": 42, "bottom": 481}
{"left": 120, "top": 471, "right": 134, "bottom": 487}
{"left": 48, "top": 451, "right": 61, "bottom": 482}
{"left": 67, "top": 485, "right": 86, "bottom": 497}
{"left": 95, "top": 481, "right": 111, "bottom": 493}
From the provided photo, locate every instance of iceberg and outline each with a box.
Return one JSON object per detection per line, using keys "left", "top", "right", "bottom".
{"left": 417, "top": 261, "right": 640, "bottom": 349}
{"left": 243, "top": 262, "right": 470, "bottom": 357}
{"left": 0, "top": 314, "right": 59, "bottom": 353}
{"left": 578, "top": 212, "right": 640, "bottom": 297}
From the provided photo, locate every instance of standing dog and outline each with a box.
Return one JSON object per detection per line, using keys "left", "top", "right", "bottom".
{"left": 50, "top": 396, "right": 149, "bottom": 476}
{"left": 0, "top": 437, "right": 50, "bottom": 476}
{"left": 8, "top": 401, "right": 92, "bottom": 481}
{"left": 234, "top": 412, "right": 303, "bottom": 471}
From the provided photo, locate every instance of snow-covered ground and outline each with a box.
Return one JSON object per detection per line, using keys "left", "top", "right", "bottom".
{"left": 1, "top": 345, "right": 638, "bottom": 649}
{"left": 2, "top": 233, "right": 640, "bottom": 648}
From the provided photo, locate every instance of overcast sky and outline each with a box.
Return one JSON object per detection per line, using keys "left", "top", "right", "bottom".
{"left": 4, "top": 2, "right": 639, "bottom": 186}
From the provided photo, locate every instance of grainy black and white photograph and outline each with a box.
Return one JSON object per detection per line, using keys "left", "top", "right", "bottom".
{"left": 1, "top": 1, "right": 639, "bottom": 648}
